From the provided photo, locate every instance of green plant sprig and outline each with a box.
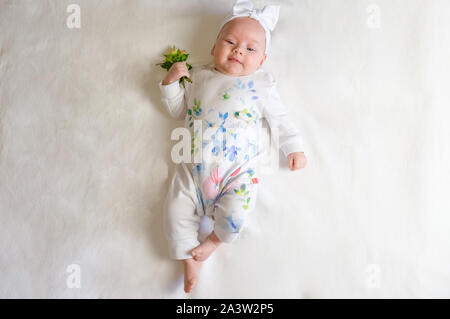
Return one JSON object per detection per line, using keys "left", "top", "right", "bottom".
{"left": 156, "top": 46, "right": 192, "bottom": 88}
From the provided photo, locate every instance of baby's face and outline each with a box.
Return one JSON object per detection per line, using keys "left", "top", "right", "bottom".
{"left": 211, "top": 17, "right": 267, "bottom": 77}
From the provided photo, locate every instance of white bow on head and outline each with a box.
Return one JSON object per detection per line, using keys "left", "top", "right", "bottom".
{"left": 219, "top": 0, "right": 280, "bottom": 55}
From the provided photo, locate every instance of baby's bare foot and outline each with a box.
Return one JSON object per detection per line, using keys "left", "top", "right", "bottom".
{"left": 183, "top": 258, "right": 203, "bottom": 293}
{"left": 191, "top": 232, "right": 222, "bottom": 261}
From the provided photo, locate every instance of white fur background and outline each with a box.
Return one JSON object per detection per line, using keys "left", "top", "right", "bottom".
{"left": 1, "top": 0, "right": 449, "bottom": 298}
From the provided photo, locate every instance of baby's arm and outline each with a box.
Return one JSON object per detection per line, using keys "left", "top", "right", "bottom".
{"left": 158, "top": 62, "right": 190, "bottom": 120}
{"left": 263, "top": 77, "right": 307, "bottom": 170}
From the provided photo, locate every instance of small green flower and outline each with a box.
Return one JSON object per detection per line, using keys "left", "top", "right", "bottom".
{"left": 156, "top": 45, "right": 193, "bottom": 88}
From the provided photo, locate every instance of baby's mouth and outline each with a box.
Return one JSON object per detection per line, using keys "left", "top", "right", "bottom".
{"left": 228, "top": 58, "right": 242, "bottom": 64}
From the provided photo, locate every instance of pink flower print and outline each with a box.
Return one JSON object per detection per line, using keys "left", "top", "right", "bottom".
{"left": 202, "top": 167, "right": 223, "bottom": 200}
{"left": 231, "top": 167, "right": 241, "bottom": 177}
{"left": 223, "top": 167, "right": 241, "bottom": 193}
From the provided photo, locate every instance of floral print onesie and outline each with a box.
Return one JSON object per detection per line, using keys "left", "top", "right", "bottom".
{"left": 159, "top": 62, "right": 304, "bottom": 260}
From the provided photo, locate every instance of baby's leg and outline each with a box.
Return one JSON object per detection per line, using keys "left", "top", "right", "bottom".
{"left": 192, "top": 180, "right": 258, "bottom": 261}
{"left": 164, "top": 164, "right": 203, "bottom": 260}
{"left": 164, "top": 183, "right": 202, "bottom": 260}
{"left": 163, "top": 164, "right": 204, "bottom": 292}
{"left": 164, "top": 194, "right": 202, "bottom": 293}
{"left": 183, "top": 258, "right": 203, "bottom": 293}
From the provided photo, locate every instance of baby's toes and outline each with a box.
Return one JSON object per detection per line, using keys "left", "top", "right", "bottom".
{"left": 191, "top": 247, "right": 205, "bottom": 261}
{"left": 192, "top": 251, "right": 203, "bottom": 261}
{"left": 184, "top": 277, "right": 197, "bottom": 293}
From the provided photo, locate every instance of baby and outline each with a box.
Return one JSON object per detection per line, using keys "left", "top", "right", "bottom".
{"left": 158, "top": 0, "right": 307, "bottom": 293}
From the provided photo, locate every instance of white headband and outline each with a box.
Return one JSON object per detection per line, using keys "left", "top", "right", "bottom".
{"left": 218, "top": 0, "right": 280, "bottom": 55}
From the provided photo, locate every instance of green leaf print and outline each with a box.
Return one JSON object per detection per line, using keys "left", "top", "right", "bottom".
{"left": 187, "top": 98, "right": 202, "bottom": 127}
{"left": 234, "top": 107, "right": 258, "bottom": 124}
{"left": 193, "top": 98, "right": 202, "bottom": 115}
{"left": 233, "top": 172, "right": 256, "bottom": 210}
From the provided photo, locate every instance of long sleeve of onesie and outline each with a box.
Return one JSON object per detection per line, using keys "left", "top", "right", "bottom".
{"left": 262, "top": 76, "right": 305, "bottom": 157}
{"left": 158, "top": 80, "right": 188, "bottom": 120}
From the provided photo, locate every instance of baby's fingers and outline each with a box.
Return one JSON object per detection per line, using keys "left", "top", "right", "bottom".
{"left": 293, "top": 158, "right": 301, "bottom": 170}
{"left": 176, "top": 62, "right": 190, "bottom": 78}
{"left": 181, "top": 69, "right": 191, "bottom": 79}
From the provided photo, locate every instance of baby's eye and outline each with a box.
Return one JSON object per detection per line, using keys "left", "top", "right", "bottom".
{"left": 226, "top": 40, "right": 234, "bottom": 45}
{"left": 247, "top": 48, "right": 255, "bottom": 52}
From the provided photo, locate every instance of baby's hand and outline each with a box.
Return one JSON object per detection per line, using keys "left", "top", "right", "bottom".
{"left": 288, "top": 152, "right": 307, "bottom": 171}
{"left": 162, "top": 61, "right": 190, "bottom": 85}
